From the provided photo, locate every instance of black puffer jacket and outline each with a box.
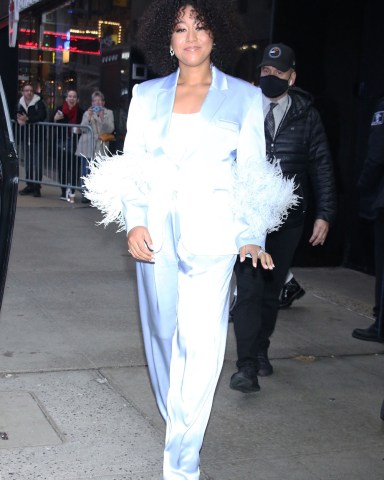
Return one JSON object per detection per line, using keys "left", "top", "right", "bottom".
{"left": 266, "top": 87, "right": 336, "bottom": 230}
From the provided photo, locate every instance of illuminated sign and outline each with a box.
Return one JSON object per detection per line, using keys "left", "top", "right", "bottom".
{"left": 18, "top": 28, "right": 100, "bottom": 55}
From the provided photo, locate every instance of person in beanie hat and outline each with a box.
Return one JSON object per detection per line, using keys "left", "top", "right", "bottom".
{"left": 230, "top": 43, "right": 337, "bottom": 392}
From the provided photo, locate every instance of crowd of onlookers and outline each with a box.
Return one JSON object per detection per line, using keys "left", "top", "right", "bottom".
{"left": 16, "top": 83, "right": 119, "bottom": 203}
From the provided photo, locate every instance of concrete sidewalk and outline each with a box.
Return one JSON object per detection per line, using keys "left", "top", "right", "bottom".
{"left": 0, "top": 183, "right": 383, "bottom": 480}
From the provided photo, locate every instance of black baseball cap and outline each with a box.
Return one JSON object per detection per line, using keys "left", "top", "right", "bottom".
{"left": 258, "top": 43, "right": 296, "bottom": 72}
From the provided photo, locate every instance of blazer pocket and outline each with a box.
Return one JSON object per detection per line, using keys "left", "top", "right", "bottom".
{"left": 214, "top": 119, "right": 240, "bottom": 133}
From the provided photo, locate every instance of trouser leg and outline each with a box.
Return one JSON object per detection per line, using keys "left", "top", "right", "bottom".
{"left": 233, "top": 225, "right": 303, "bottom": 366}
{"left": 256, "top": 225, "right": 303, "bottom": 352}
{"left": 30, "top": 125, "right": 42, "bottom": 188}
{"left": 34, "top": 142, "right": 43, "bottom": 186}
{"left": 163, "top": 242, "right": 235, "bottom": 480}
{"left": 257, "top": 225, "right": 304, "bottom": 352}
{"left": 232, "top": 257, "right": 264, "bottom": 369}
{"left": 136, "top": 212, "right": 179, "bottom": 421}
{"left": 69, "top": 153, "right": 80, "bottom": 193}
{"left": 81, "top": 157, "right": 90, "bottom": 196}
{"left": 24, "top": 140, "right": 33, "bottom": 188}
{"left": 58, "top": 147, "right": 67, "bottom": 190}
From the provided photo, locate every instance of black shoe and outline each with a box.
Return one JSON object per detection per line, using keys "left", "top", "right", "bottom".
{"left": 279, "top": 277, "right": 305, "bottom": 309}
{"left": 352, "top": 323, "right": 384, "bottom": 343}
{"left": 230, "top": 366, "right": 260, "bottom": 393}
{"left": 19, "top": 186, "right": 34, "bottom": 196}
{"left": 257, "top": 352, "right": 273, "bottom": 376}
{"left": 33, "top": 189, "right": 41, "bottom": 197}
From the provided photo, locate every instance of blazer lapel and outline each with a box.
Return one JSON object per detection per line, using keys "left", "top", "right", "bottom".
{"left": 200, "top": 66, "right": 228, "bottom": 124}
{"left": 155, "top": 71, "right": 178, "bottom": 155}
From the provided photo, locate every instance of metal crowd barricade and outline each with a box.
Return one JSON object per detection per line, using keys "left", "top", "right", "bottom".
{"left": 12, "top": 120, "right": 95, "bottom": 192}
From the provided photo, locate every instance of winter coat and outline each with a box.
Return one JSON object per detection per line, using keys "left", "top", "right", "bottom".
{"left": 75, "top": 108, "right": 115, "bottom": 159}
{"left": 17, "top": 93, "right": 47, "bottom": 123}
{"left": 16, "top": 94, "right": 47, "bottom": 144}
{"left": 53, "top": 103, "right": 85, "bottom": 153}
{"left": 265, "top": 87, "right": 336, "bottom": 229}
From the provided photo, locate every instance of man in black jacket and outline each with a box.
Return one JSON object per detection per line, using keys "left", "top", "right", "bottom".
{"left": 352, "top": 96, "right": 384, "bottom": 343}
{"left": 230, "top": 44, "right": 337, "bottom": 393}
{"left": 16, "top": 83, "right": 47, "bottom": 197}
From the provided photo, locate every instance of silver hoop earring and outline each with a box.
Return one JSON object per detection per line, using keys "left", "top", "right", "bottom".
{"left": 170, "top": 47, "right": 175, "bottom": 56}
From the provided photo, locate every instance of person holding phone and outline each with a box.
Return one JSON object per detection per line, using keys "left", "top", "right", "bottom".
{"left": 75, "top": 91, "right": 114, "bottom": 203}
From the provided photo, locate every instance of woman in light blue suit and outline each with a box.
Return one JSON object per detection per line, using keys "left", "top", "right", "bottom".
{"left": 85, "top": 1, "right": 297, "bottom": 478}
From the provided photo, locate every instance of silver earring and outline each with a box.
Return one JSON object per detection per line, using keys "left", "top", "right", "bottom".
{"left": 170, "top": 47, "right": 175, "bottom": 56}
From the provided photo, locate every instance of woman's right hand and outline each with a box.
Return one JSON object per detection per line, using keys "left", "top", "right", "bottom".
{"left": 54, "top": 110, "right": 64, "bottom": 122}
{"left": 127, "top": 226, "right": 155, "bottom": 262}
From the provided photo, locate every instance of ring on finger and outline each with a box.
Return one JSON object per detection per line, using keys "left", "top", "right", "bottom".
{"left": 257, "top": 249, "right": 266, "bottom": 258}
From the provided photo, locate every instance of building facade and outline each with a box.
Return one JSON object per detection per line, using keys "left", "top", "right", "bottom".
{"left": 1, "top": 0, "right": 383, "bottom": 273}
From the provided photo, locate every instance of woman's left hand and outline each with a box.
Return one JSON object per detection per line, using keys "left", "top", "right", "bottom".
{"left": 239, "top": 244, "right": 275, "bottom": 270}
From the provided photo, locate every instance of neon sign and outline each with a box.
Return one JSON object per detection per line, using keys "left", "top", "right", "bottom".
{"left": 18, "top": 28, "right": 100, "bottom": 55}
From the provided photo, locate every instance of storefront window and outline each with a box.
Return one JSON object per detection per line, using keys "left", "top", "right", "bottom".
{"left": 17, "top": 0, "right": 131, "bottom": 115}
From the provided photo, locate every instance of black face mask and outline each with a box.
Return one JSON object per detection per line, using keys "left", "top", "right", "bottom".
{"left": 259, "top": 75, "right": 290, "bottom": 98}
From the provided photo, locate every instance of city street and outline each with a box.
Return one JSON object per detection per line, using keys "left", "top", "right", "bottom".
{"left": 0, "top": 184, "right": 383, "bottom": 480}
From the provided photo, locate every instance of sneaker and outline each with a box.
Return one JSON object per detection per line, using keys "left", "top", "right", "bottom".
{"left": 68, "top": 193, "right": 76, "bottom": 204}
{"left": 279, "top": 277, "right": 305, "bottom": 309}
{"left": 230, "top": 366, "right": 260, "bottom": 393}
{"left": 33, "top": 189, "right": 41, "bottom": 198}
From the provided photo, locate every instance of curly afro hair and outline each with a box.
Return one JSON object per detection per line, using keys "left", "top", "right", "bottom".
{"left": 136, "top": 0, "right": 243, "bottom": 77}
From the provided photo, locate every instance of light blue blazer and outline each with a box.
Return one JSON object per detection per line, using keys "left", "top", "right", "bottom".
{"left": 122, "top": 66, "right": 267, "bottom": 255}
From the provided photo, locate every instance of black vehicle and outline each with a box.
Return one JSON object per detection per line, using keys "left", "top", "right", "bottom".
{"left": 0, "top": 75, "right": 18, "bottom": 310}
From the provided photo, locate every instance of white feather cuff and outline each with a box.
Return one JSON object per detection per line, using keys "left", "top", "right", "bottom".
{"left": 232, "top": 158, "right": 299, "bottom": 235}
{"left": 82, "top": 152, "right": 151, "bottom": 231}
{"left": 84, "top": 152, "right": 299, "bottom": 239}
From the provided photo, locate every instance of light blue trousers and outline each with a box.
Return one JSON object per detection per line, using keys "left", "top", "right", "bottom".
{"left": 136, "top": 208, "right": 236, "bottom": 480}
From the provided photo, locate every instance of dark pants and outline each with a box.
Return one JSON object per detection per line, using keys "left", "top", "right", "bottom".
{"left": 24, "top": 141, "right": 42, "bottom": 190}
{"left": 233, "top": 224, "right": 304, "bottom": 369}
{"left": 59, "top": 138, "right": 80, "bottom": 194}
